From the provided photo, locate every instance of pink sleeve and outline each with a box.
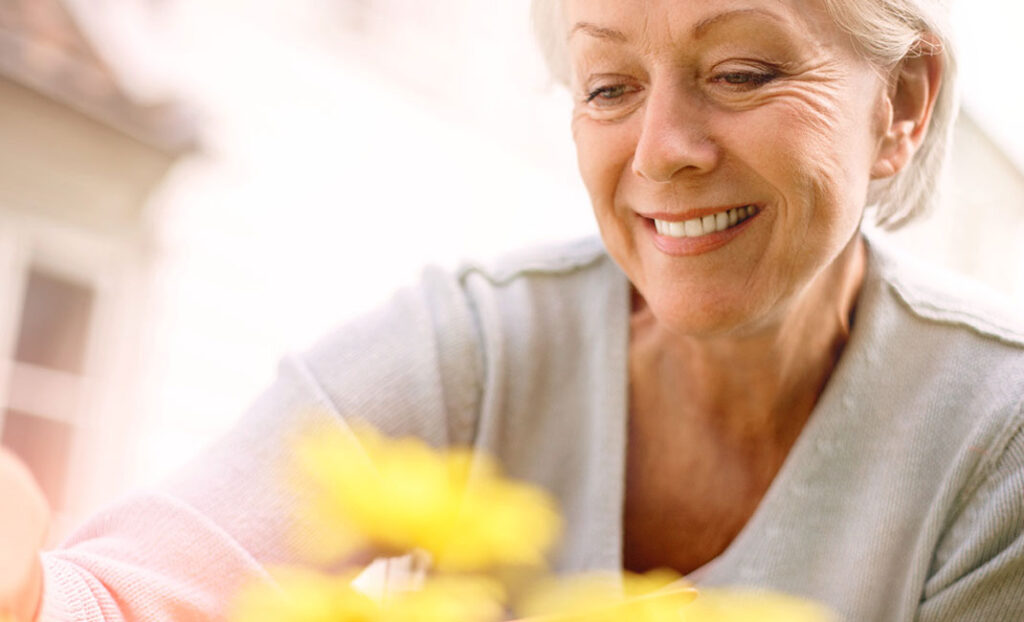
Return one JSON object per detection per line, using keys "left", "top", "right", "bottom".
{"left": 34, "top": 359, "right": 345, "bottom": 621}
{"left": 39, "top": 492, "right": 272, "bottom": 621}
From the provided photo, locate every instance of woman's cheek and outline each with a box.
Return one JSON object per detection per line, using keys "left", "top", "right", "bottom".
{"left": 573, "top": 117, "right": 632, "bottom": 207}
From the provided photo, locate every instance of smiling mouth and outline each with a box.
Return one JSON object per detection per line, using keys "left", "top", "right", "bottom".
{"left": 652, "top": 205, "right": 759, "bottom": 238}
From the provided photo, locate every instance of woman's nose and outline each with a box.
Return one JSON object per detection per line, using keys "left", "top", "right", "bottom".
{"left": 631, "top": 83, "right": 720, "bottom": 183}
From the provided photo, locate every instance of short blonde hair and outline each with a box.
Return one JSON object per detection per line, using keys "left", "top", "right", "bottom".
{"left": 530, "top": 0, "right": 959, "bottom": 229}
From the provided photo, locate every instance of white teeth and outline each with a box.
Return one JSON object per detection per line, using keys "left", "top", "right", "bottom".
{"left": 701, "top": 214, "right": 716, "bottom": 233}
{"left": 715, "top": 211, "right": 729, "bottom": 231}
{"left": 653, "top": 205, "right": 758, "bottom": 238}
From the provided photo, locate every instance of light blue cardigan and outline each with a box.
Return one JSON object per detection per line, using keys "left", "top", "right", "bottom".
{"left": 42, "top": 233, "right": 1024, "bottom": 621}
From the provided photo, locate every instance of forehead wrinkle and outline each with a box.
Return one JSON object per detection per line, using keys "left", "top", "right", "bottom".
{"left": 693, "top": 7, "right": 791, "bottom": 39}
{"left": 569, "top": 5, "right": 801, "bottom": 59}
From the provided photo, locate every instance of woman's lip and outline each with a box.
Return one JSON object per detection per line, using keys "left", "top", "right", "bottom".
{"left": 642, "top": 208, "right": 760, "bottom": 257}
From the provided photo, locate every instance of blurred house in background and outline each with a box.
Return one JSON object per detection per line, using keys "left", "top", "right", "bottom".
{"left": 0, "top": 0, "right": 195, "bottom": 539}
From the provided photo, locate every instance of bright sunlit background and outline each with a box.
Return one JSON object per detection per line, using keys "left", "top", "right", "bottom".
{"left": 99, "top": 0, "right": 595, "bottom": 490}
{"left": 1, "top": 0, "right": 1022, "bottom": 539}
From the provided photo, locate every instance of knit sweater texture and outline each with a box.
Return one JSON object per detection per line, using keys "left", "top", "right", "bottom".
{"left": 40, "top": 233, "right": 1024, "bottom": 621}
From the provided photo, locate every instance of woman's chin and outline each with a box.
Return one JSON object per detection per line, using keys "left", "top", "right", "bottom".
{"left": 641, "top": 295, "right": 772, "bottom": 340}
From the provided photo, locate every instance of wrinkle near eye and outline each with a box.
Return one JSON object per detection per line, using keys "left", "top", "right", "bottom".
{"left": 709, "top": 57, "right": 849, "bottom": 113}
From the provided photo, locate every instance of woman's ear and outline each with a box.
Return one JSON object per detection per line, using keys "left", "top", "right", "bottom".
{"left": 871, "top": 37, "right": 944, "bottom": 180}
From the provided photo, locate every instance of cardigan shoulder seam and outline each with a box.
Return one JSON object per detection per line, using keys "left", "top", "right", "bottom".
{"left": 454, "top": 235, "right": 611, "bottom": 287}
{"left": 866, "top": 236, "right": 1024, "bottom": 349}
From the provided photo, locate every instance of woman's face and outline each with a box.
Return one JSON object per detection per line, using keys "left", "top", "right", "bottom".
{"left": 566, "top": 0, "right": 892, "bottom": 336}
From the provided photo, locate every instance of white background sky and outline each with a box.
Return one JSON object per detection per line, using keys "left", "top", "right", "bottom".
{"left": 64, "top": 0, "right": 1024, "bottom": 487}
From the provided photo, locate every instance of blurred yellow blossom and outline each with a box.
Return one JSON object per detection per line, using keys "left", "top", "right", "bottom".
{"left": 231, "top": 567, "right": 505, "bottom": 622}
{"left": 517, "top": 573, "right": 834, "bottom": 622}
{"left": 385, "top": 574, "right": 507, "bottom": 622}
{"left": 678, "top": 589, "right": 834, "bottom": 622}
{"left": 266, "top": 419, "right": 835, "bottom": 622}
{"left": 231, "top": 567, "right": 378, "bottom": 622}
{"left": 293, "top": 421, "right": 562, "bottom": 571}
{"left": 517, "top": 568, "right": 698, "bottom": 622}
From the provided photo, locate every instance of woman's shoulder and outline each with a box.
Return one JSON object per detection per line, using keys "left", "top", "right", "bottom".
{"left": 453, "top": 234, "right": 616, "bottom": 286}
{"left": 863, "top": 232, "right": 1024, "bottom": 352}
{"left": 846, "top": 232, "right": 1024, "bottom": 477}
{"left": 295, "top": 235, "right": 627, "bottom": 445}
{"left": 852, "top": 232, "right": 1024, "bottom": 499}
{"left": 445, "top": 233, "right": 630, "bottom": 363}
{"left": 869, "top": 240, "right": 1024, "bottom": 617}
{"left": 396, "top": 234, "right": 623, "bottom": 346}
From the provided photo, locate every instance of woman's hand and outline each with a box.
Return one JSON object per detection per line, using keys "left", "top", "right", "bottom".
{"left": 0, "top": 448, "right": 49, "bottom": 622}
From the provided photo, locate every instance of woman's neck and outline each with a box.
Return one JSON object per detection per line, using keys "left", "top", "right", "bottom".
{"left": 630, "top": 235, "right": 867, "bottom": 439}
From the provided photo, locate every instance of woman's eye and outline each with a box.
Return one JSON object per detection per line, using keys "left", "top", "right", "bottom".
{"left": 712, "top": 70, "right": 778, "bottom": 89}
{"left": 585, "top": 84, "right": 636, "bottom": 104}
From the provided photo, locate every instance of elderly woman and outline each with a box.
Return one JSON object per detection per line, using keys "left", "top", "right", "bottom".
{"left": 2, "top": 0, "right": 1023, "bottom": 620}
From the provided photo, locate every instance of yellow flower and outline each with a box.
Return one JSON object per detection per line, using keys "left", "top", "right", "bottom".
{"left": 517, "top": 568, "right": 698, "bottom": 622}
{"left": 230, "top": 567, "right": 505, "bottom": 622}
{"left": 678, "top": 589, "right": 835, "bottom": 622}
{"left": 230, "top": 568, "right": 378, "bottom": 622}
{"left": 385, "top": 574, "right": 507, "bottom": 622}
{"left": 293, "top": 421, "right": 562, "bottom": 571}
{"left": 517, "top": 573, "right": 833, "bottom": 622}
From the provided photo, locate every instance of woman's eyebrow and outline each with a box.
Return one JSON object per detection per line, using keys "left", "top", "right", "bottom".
{"left": 569, "top": 22, "right": 629, "bottom": 43}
